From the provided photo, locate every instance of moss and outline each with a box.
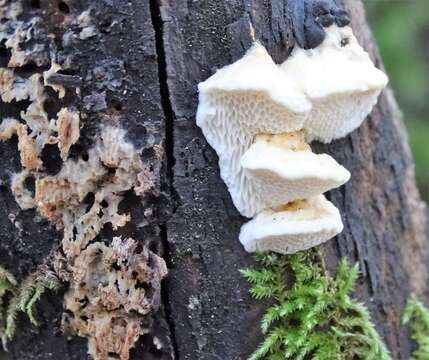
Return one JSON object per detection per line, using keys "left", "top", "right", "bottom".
{"left": 241, "top": 250, "right": 390, "bottom": 360}
{"left": 0, "top": 265, "right": 60, "bottom": 349}
{"left": 403, "top": 296, "right": 429, "bottom": 360}
{"left": 0, "top": 267, "right": 16, "bottom": 348}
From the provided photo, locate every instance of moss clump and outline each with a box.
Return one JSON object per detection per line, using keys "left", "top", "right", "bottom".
{"left": 0, "top": 265, "right": 60, "bottom": 349}
{"left": 240, "top": 250, "right": 390, "bottom": 360}
{"left": 403, "top": 296, "right": 429, "bottom": 360}
{"left": 0, "top": 267, "right": 17, "bottom": 348}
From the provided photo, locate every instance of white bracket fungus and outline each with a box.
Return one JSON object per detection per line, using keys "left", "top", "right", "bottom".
{"left": 241, "top": 132, "right": 350, "bottom": 214}
{"left": 239, "top": 196, "right": 343, "bottom": 253}
{"left": 280, "top": 26, "right": 388, "bottom": 142}
{"left": 196, "top": 42, "right": 311, "bottom": 217}
{"left": 196, "top": 25, "right": 388, "bottom": 254}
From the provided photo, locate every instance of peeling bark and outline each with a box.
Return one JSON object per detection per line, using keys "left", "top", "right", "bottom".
{"left": 0, "top": 0, "right": 428, "bottom": 360}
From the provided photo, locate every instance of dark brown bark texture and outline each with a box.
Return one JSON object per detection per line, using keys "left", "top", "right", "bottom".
{"left": 0, "top": 0, "right": 428, "bottom": 360}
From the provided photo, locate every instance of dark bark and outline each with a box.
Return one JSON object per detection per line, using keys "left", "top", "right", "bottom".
{"left": 0, "top": 1, "right": 428, "bottom": 360}
{"left": 160, "top": 0, "right": 429, "bottom": 359}
{"left": 0, "top": 0, "right": 172, "bottom": 359}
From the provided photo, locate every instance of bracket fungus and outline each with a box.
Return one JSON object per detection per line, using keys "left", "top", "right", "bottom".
{"left": 196, "top": 43, "right": 311, "bottom": 217}
{"left": 240, "top": 196, "right": 343, "bottom": 253}
{"left": 241, "top": 132, "right": 350, "bottom": 213}
{"left": 196, "top": 23, "right": 387, "bottom": 254}
{"left": 280, "top": 25, "right": 388, "bottom": 142}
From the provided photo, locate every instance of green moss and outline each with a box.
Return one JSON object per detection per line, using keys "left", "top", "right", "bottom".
{"left": 0, "top": 265, "right": 60, "bottom": 349}
{"left": 0, "top": 267, "right": 17, "bottom": 348}
{"left": 403, "top": 296, "right": 429, "bottom": 360}
{"left": 241, "top": 250, "right": 390, "bottom": 360}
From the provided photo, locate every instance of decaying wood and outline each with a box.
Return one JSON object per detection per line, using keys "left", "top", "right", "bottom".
{"left": 0, "top": 0, "right": 428, "bottom": 359}
{"left": 0, "top": 1, "right": 173, "bottom": 359}
{"left": 160, "top": 0, "right": 429, "bottom": 359}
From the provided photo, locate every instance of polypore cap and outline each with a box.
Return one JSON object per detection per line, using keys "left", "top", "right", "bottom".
{"left": 197, "top": 42, "right": 311, "bottom": 118}
{"left": 239, "top": 195, "right": 343, "bottom": 254}
{"left": 196, "top": 44, "right": 313, "bottom": 217}
{"left": 281, "top": 25, "right": 388, "bottom": 142}
{"left": 241, "top": 133, "right": 350, "bottom": 213}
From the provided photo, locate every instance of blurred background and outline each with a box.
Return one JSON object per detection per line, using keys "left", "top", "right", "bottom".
{"left": 364, "top": 1, "right": 429, "bottom": 201}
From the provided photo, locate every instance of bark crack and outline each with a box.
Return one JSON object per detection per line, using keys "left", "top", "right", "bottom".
{"left": 149, "top": 0, "right": 180, "bottom": 359}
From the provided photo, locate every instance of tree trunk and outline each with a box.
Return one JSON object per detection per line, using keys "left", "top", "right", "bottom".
{"left": 0, "top": 0, "right": 428, "bottom": 360}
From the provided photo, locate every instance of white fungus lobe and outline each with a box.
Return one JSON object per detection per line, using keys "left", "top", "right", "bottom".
{"left": 241, "top": 132, "right": 350, "bottom": 213}
{"left": 196, "top": 43, "right": 311, "bottom": 217}
{"left": 196, "top": 24, "right": 388, "bottom": 254}
{"left": 239, "top": 196, "right": 343, "bottom": 254}
{"left": 280, "top": 25, "right": 388, "bottom": 142}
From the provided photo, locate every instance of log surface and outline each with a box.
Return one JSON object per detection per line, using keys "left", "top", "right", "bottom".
{"left": 0, "top": 0, "right": 427, "bottom": 359}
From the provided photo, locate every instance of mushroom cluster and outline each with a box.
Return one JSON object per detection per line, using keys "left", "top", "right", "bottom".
{"left": 196, "top": 25, "right": 388, "bottom": 254}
